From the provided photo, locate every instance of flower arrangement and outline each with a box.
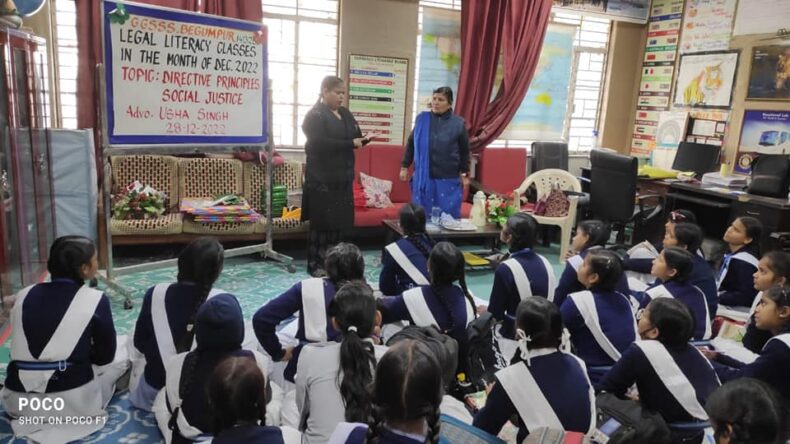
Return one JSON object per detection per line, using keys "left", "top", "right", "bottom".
{"left": 112, "top": 181, "right": 167, "bottom": 220}
{"left": 485, "top": 193, "right": 518, "bottom": 226}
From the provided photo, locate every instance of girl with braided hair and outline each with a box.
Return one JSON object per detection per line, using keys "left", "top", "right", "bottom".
{"left": 474, "top": 297, "right": 595, "bottom": 442}
{"left": 329, "top": 340, "right": 444, "bottom": 444}
{"left": 253, "top": 242, "right": 365, "bottom": 383}
{"left": 129, "top": 237, "right": 225, "bottom": 411}
{"left": 479, "top": 212, "right": 557, "bottom": 339}
{"left": 379, "top": 203, "right": 434, "bottom": 296}
{"left": 296, "top": 281, "right": 387, "bottom": 443}
{"left": 379, "top": 241, "right": 476, "bottom": 374}
{"left": 153, "top": 293, "right": 270, "bottom": 443}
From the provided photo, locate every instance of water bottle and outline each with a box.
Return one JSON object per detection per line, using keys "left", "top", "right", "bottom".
{"left": 591, "top": 130, "right": 599, "bottom": 150}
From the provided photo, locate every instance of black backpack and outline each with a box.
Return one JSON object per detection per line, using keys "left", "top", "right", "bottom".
{"left": 465, "top": 312, "right": 507, "bottom": 391}
{"left": 592, "top": 392, "right": 671, "bottom": 444}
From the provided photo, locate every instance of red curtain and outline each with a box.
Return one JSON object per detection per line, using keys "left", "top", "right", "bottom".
{"left": 455, "top": 0, "right": 553, "bottom": 154}
{"left": 201, "top": 0, "right": 263, "bottom": 21}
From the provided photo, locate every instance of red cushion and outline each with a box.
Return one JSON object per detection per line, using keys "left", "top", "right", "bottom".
{"left": 367, "top": 144, "right": 411, "bottom": 203}
{"left": 477, "top": 148, "right": 527, "bottom": 195}
{"left": 354, "top": 146, "right": 372, "bottom": 180}
{"left": 353, "top": 181, "right": 367, "bottom": 208}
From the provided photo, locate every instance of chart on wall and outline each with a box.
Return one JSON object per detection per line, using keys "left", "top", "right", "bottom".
{"left": 102, "top": 0, "right": 267, "bottom": 145}
{"left": 347, "top": 55, "right": 409, "bottom": 145}
{"left": 747, "top": 45, "right": 790, "bottom": 101}
{"left": 630, "top": 0, "right": 684, "bottom": 158}
{"left": 552, "top": 0, "right": 650, "bottom": 23}
{"left": 679, "top": 0, "right": 737, "bottom": 54}
{"left": 499, "top": 23, "right": 575, "bottom": 141}
{"left": 735, "top": 110, "right": 790, "bottom": 174}
{"left": 673, "top": 51, "right": 738, "bottom": 108}
{"left": 733, "top": 0, "right": 790, "bottom": 36}
{"left": 416, "top": 7, "right": 461, "bottom": 114}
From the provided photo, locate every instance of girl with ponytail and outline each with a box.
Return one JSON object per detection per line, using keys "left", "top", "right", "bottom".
{"left": 379, "top": 203, "right": 435, "bottom": 296}
{"left": 130, "top": 237, "right": 224, "bottom": 411}
{"left": 474, "top": 297, "right": 594, "bottom": 442}
{"left": 379, "top": 241, "right": 477, "bottom": 374}
{"left": 329, "top": 340, "right": 444, "bottom": 444}
{"left": 296, "top": 281, "right": 386, "bottom": 443}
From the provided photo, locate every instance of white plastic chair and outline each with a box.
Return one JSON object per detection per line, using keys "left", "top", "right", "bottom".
{"left": 513, "top": 169, "right": 581, "bottom": 263}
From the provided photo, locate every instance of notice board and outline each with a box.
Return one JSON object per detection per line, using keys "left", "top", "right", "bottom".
{"left": 102, "top": 0, "right": 268, "bottom": 145}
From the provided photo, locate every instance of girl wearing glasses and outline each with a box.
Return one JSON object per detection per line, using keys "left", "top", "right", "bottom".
{"left": 703, "top": 284, "right": 790, "bottom": 400}
{"left": 598, "top": 298, "right": 720, "bottom": 442}
{"left": 560, "top": 250, "right": 637, "bottom": 383}
{"left": 638, "top": 246, "right": 712, "bottom": 341}
{"left": 718, "top": 217, "right": 762, "bottom": 308}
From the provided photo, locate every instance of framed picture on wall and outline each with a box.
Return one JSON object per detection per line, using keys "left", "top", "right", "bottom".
{"left": 747, "top": 45, "right": 790, "bottom": 101}
{"left": 673, "top": 51, "right": 739, "bottom": 108}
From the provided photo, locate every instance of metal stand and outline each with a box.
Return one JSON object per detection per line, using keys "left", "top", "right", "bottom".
{"left": 95, "top": 68, "right": 293, "bottom": 309}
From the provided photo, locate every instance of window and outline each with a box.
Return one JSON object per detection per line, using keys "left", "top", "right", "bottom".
{"left": 414, "top": 4, "right": 610, "bottom": 152}
{"left": 263, "top": 1, "right": 339, "bottom": 148}
{"left": 54, "top": 0, "right": 78, "bottom": 129}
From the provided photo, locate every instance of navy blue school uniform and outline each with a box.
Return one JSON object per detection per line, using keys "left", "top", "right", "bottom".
{"left": 473, "top": 350, "right": 594, "bottom": 442}
{"left": 560, "top": 289, "right": 637, "bottom": 381}
{"left": 4, "top": 279, "right": 117, "bottom": 393}
{"left": 379, "top": 284, "right": 475, "bottom": 372}
{"left": 625, "top": 246, "right": 706, "bottom": 275}
{"left": 253, "top": 278, "right": 340, "bottom": 382}
{"left": 689, "top": 253, "right": 718, "bottom": 319}
{"left": 717, "top": 248, "right": 759, "bottom": 308}
{"left": 488, "top": 248, "right": 556, "bottom": 339}
{"left": 379, "top": 235, "right": 432, "bottom": 296}
{"left": 133, "top": 282, "right": 215, "bottom": 390}
{"left": 711, "top": 333, "right": 790, "bottom": 400}
{"left": 331, "top": 423, "right": 430, "bottom": 444}
{"left": 212, "top": 425, "right": 286, "bottom": 444}
{"left": 639, "top": 281, "right": 711, "bottom": 340}
{"left": 553, "top": 248, "right": 630, "bottom": 309}
{"left": 598, "top": 341, "right": 721, "bottom": 423}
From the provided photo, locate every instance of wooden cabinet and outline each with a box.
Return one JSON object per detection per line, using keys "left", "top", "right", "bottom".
{"left": 0, "top": 26, "right": 56, "bottom": 308}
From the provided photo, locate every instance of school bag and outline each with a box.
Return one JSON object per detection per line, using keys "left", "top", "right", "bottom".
{"left": 386, "top": 325, "right": 459, "bottom": 387}
{"left": 465, "top": 312, "right": 508, "bottom": 391}
{"left": 591, "top": 392, "right": 670, "bottom": 444}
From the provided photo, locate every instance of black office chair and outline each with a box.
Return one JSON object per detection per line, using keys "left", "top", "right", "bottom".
{"left": 531, "top": 142, "right": 569, "bottom": 172}
{"left": 588, "top": 149, "right": 664, "bottom": 246}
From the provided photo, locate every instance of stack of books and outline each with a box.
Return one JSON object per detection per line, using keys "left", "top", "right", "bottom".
{"left": 701, "top": 172, "right": 748, "bottom": 188}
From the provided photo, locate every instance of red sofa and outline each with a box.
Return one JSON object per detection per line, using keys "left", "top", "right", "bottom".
{"left": 475, "top": 147, "right": 528, "bottom": 195}
{"left": 353, "top": 144, "right": 471, "bottom": 228}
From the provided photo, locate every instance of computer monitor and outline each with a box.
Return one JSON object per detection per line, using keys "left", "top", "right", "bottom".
{"left": 672, "top": 142, "right": 721, "bottom": 179}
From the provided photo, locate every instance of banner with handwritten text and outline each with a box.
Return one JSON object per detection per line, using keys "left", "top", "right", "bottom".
{"left": 102, "top": 0, "right": 267, "bottom": 145}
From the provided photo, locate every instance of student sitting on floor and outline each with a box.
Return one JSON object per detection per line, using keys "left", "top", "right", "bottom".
{"left": 296, "top": 281, "right": 387, "bottom": 444}
{"left": 480, "top": 212, "right": 556, "bottom": 339}
{"left": 554, "top": 220, "right": 629, "bottom": 309}
{"left": 473, "top": 297, "right": 595, "bottom": 442}
{"left": 742, "top": 251, "right": 790, "bottom": 353}
{"left": 1, "top": 236, "right": 128, "bottom": 444}
{"left": 378, "top": 241, "right": 476, "bottom": 374}
{"left": 624, "top": 209, "right": 698, "bottom": 276}
{"left": 253, "top": 242, "right": 365, "bottom": 383}
{"left": 718, "top": 217, "right": 762, "bottom": 309}
{"left": 560, "top": 249, "right": 637, "bottom": 382}
{"left": 703, "top": 284, "right": 790, "bottom": 400}
{"left": 209, "top": 355, "right": 301, "bottom": 444}
{"left": 328, "top": 340, "right": 444, "bottom": 444}
{"left": 639, "top": 246, "right": 711, "bottom": 341}
{"left": 598, "top": 298, "right": 720, "bottom": 442}
{"left": 663, "top": 222, "right": 718, "bottom": 319}
{"left": 156, "top": 293, "right": 268, "bottom": 443}
{"left": 130, "top": 237, "right": 225, "bottom": 411}
{"left": 705, "top": 378, "right": 787, "bottom": 444}
{"left": 379, "top": 203, "right": 434, "bottom": 296}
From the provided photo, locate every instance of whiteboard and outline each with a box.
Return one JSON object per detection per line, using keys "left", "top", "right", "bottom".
{"left": 733, "top": 0, "right": 790, "bottom": 36}
{"left": 102, "top": 0, "right": 267, "bottom": 145}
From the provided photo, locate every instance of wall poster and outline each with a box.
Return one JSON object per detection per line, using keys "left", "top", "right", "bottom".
{"left": 673, "top": 51, "right": 739, "bottom": 108}
{"left": 347, "top": 54, "right": 409, "bottom": 145}
{"left": 747, "top": 45, "right": 790, "bottom": 101}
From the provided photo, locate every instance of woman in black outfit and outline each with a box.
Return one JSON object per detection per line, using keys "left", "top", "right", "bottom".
{"left": 301, "top": 76, "right": 376, "bottom": 276}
